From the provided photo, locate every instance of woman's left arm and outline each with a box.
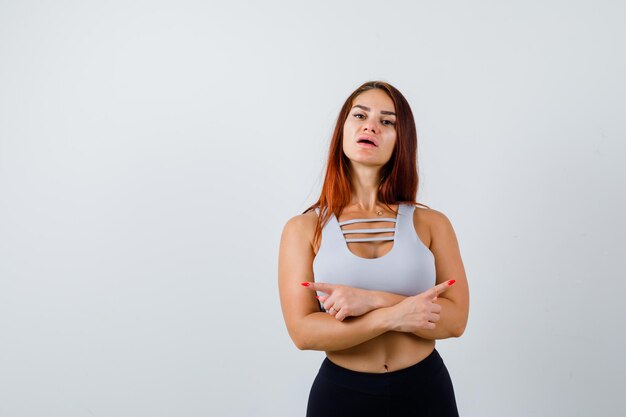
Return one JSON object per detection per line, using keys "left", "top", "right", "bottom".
{"left": 375, "top": 209, "right": 469, "bottom": 339}
{"left": 309, "top": 210, "right": 470, "bottom": 340}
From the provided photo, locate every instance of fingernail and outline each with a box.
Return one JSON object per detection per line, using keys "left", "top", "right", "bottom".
{"left": 447, "top": 280, "right": 456, "bottom": 286}
{"left": 316, "top": 296, "right": 323, "bottom": 300}
{"left": 300, "top": 282, "right": 311, "bottom": 287}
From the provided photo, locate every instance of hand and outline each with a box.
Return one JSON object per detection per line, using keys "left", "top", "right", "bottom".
{"left": 301, "top": 282, "right": 378, "bottom": 321}
{"left": 388, "top": 280, "right": 456, "bottom": 333}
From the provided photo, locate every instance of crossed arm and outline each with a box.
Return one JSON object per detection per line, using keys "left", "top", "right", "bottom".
{"left": 278, "top": 209, "right": 469, "bottom": 352}
{"left": 310, "top": 283, "right": 467, "bottom": 341}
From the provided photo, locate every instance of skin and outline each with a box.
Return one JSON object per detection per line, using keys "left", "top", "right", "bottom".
{"left": 278, "top": 88, "right": 470, "bottom": 373}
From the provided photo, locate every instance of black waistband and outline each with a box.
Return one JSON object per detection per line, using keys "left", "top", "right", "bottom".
{"left": 317, "top": 348, "right": 445, "bottom": 395}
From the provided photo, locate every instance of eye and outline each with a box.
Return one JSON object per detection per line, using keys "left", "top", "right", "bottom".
{"left": 353, "top": 113, "right": 365, "bottom": 119}
{"left": 382, "top": 119, "right": 396, "bottom": 126}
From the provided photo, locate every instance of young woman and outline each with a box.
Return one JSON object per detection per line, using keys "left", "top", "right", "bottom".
{"left": 278, "top": 81, "right": 469, "bottom": 416}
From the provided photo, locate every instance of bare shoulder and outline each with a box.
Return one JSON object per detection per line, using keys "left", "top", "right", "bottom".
{"left": 412, "top": 205, "right": 456, "bottom": 246}
{"left": 282, "top": 209, "right": 318, "bottom": 235}
{"left": 281, "top": 209, "right": 318, "bottom": 248}
{"left": 412, "top": 205, "right": 451, "bottom": 227}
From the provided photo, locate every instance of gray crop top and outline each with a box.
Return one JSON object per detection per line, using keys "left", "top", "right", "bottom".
{"left": 312, "top": 203, "right": 436, "bottom": 311}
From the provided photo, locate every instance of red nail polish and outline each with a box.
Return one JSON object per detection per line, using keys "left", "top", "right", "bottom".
{"left": 447, "top": 280, "right": 456, "bottom": 286}
{"left": 300, "top": 282, "right": 311, "bottom": 287}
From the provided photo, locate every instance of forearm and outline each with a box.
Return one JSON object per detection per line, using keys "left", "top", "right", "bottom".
{"left": 295, "top": 307, "right": 393, "bottom": 351}
{"left": 370, "top": 290, "right": 407, "bottom": 309}
{"left": 370, "top": 291, "right": 465, "bottom": 339}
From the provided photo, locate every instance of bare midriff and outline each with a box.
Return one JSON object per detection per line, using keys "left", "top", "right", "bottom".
{"left": 325, "top": 333, "right": 435, "bottom": 373}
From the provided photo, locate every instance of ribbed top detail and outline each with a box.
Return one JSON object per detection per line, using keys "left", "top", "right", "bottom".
{"left": 339, "top": 215, "right": 397, "bottom": 243}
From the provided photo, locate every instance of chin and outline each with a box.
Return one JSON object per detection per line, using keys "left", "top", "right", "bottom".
{"left": 350, "top": 159, "right": 386, "bottom": 168}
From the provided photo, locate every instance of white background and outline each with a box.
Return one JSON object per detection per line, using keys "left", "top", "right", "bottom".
{"left": 1, "top": 1, "right": 625, "bottom": 416}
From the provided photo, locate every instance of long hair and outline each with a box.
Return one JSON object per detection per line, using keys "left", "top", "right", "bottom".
{"left": 304, "top": 80, "right": 429, "bottom": 249}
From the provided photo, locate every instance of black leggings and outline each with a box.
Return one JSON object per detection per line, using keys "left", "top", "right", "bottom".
{"left": 306, "top": 349, "right": 459, "bottom": 417}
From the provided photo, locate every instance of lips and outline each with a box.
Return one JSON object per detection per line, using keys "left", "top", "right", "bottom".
{"left": 357, "top": 135, "right": 378, "bottom": 147}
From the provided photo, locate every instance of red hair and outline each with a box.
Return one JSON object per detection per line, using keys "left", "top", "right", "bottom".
{"left": 304, "top": 81, "right": 429, "bottom": 248}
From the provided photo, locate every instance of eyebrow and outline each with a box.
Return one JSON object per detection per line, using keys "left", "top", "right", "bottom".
{"left": 352, "top": 104, "right": 396, "bottom": 116}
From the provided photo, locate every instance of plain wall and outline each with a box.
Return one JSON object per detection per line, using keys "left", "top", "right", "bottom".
{"left": 1, "top": 1, "right": 625, "bottom": 416}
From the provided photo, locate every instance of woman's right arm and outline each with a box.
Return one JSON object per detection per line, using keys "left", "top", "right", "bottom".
{"left": 278, "top": 213, "right": 395, "bottom": 352}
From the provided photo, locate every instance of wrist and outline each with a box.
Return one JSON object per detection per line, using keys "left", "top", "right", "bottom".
{"left": 368, "top": 290, "right": 407, "bottom": 310}
{"left": 371, "top": 305, "right": 396, "bottom": 332}
{"left": 369, "top": 290, "right": 386, "bottom": 310}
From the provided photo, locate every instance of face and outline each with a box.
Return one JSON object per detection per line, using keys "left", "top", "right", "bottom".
{"left": 342, "top": 88, "right": 397, "bottom": 169}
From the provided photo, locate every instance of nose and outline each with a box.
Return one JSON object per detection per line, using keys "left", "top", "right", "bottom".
{"left": 363, "top": 119, "right": 378, "bottom": 134}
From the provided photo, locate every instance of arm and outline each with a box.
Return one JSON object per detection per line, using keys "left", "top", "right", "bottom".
{"left": 278, "top": 213, "right": 394, "bottom": 351}
{"left": 371, "top": 210, "right": 470, "bottom": 339}
{"left": 370, "top": 292, "right": 463, "bottom": 339}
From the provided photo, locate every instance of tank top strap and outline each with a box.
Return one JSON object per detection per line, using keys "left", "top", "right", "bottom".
{"left": 396, "top": 203, "right": 416, "bottom": 239}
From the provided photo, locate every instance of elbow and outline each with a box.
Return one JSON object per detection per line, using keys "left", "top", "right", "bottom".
{"left": 289, "top": 314, "right": 328, "bottom": 351}
{"left": 450, "top": 327, "right": 464, "bottom": 338}
{"left": 293, "top": 332, "right": 327, "bottom": 351}
{"left": 291, "top": 333, "right": 308, "bottom": 351}
{"left": 290, "top": 328, "right": 314, "bottom": 351}
{"left": 295, "top": 338, "right": 321, "bottom": 351}
{"left": 294, "top": 338, "right": 310, "bottom": 351}
{"left": 450, "top": 320, "right": 467, "bottom": 338}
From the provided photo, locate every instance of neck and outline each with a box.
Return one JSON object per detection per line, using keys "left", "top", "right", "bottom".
{"left": 348, "top": 166, "right": 384, "bottom": 212}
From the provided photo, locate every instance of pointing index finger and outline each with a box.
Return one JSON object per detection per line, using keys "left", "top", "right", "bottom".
{"left": 427, "top": 279, "right": 456, "bottom": 297}
{"left": 300, "top": 282, "right": 334, "bottom": 293}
